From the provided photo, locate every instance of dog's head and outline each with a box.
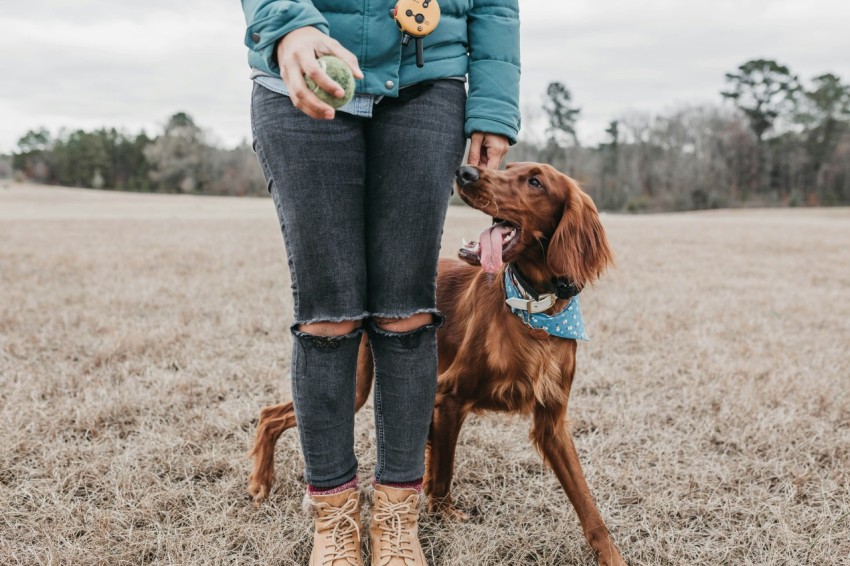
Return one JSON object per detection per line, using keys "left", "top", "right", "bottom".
{"left": 455, "top": 162, "right": 612, "bottom": 289}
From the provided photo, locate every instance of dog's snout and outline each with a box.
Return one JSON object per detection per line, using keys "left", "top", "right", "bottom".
{"left": 455, "top": 166, "right": 480, "bottom": 187}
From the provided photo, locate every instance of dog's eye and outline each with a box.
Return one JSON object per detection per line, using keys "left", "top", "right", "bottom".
{"left": 528, "top": 177, "right": 544, "bottom": 190}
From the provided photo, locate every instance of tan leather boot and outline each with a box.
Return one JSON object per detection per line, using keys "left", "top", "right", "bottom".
{"left": 369, "top": 484, "right": 427, "bottom": 566}
{"left": 305, "top": 488, "right": 363, "bottom": 566}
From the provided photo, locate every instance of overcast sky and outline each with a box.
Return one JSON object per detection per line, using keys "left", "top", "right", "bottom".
{"left": 2, "top": 0, "right": 849, "bottom": 153}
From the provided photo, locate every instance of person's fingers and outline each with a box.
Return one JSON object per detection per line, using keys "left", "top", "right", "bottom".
{"left": 485, "top": 148, "right": 503, "bottom": 169}
{"left": 285, "top": 60, "right": 335, "bottom": 120}
{"left": 485, "top": 138, "right": 509, "bottom": 169}
{"left": 468, "top": 133, "right": 484, "bottom": 166}
{"left": 283, "top": 64, "right": 316, "bottom": 117}
{"left": 275, "top": 38, "right": 288, "bottom": 71}
{"left": 480, "top": 145, "right": 491, "bottom": 166}
{"left": 480, "top": 135, "right": 510, "bottom": 169}
{"left": 327, "top": 39, "right": 364, "bottom": 79}
{"left": 297, "top": 51, "right": 344, "bottom": 99}
{"left": 281, "top": 58, "right": 299, "bottom": 97}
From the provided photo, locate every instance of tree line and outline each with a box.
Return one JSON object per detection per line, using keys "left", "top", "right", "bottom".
{"left": 522, "top": 58, "right": 850, "bottom": 211}
{"left": 6, "top": 58, "right": 850, "bottom": 210}
{"left": 9, "top": 112, "right": 266, "bottom": 196}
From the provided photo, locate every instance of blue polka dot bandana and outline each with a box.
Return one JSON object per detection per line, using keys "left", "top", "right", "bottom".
{"left": 503, "top": 270, "right": 590, "bottom": 341}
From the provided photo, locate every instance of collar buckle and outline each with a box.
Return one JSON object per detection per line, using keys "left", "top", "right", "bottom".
{"left": 505, "top": 294, "right": 557, "bottom": 314}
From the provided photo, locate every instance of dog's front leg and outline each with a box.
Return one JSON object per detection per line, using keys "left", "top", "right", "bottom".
{"left": 424, "top": 391, "right": 469, "bottom": 520}
{"left": 531, "top": 408, "right": 627, "bottom": 566}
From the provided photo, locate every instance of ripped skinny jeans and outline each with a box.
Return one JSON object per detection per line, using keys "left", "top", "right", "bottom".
{"left": 251, "top": 81, "right": 467, "bottom": 488}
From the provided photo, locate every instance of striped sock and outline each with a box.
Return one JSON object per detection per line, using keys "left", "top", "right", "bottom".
{"left": 374, "top": 477, "right": 423, "bottom": 492}
{"left": 308, "top": 476, "right": 358, "bottom": 496}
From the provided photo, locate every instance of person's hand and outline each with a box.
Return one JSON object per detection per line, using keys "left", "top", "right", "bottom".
{"left": 468, "top": 132, "right": 510, "bottom": 169}
{"left": 276, "top": 26, "right": 363, "bottom": 120}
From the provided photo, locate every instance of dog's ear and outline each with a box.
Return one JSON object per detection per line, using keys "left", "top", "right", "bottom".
{"left": 546, "top": 182, "right": 613, "bottom": 288}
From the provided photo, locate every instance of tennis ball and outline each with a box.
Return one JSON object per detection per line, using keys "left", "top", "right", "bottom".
{"left": 304, "top": 56, "right": 356, "bottom": 109}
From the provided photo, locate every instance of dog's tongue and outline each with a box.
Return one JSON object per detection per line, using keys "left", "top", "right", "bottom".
{"left": 479, "top": 224, "right": 511, "bottom": 273}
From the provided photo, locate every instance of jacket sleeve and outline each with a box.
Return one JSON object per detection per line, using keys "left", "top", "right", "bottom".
{"left": 241, "top": 0, "right": 329, "bottom": 74}
{"left": 465, "top": 0, "right": 521, "bottom": 144}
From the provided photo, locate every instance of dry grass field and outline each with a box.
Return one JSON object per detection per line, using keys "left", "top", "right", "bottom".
{"left": 1, "top": 183, "right": 849, "bottom": 565}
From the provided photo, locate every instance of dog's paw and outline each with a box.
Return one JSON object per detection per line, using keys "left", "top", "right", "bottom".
{"left": 428, "top": 499, "right": 470, "bottom": 522}
{"left": 442, "top": 504, "right": 470, "bottom": 522}
{"left": 597, "top": 550, "right": 628, "bottom": 566}
{"left": 247, "top": 477, "right": 270, "bottom": 507}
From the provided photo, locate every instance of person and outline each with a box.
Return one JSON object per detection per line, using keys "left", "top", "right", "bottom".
{"left": 241, "top": 1, "right": 520, "bottom": 564}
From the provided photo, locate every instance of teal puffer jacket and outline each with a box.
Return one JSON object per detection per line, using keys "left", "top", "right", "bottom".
{"left": 241, "top": 0, "right": 521, "bottom": 143}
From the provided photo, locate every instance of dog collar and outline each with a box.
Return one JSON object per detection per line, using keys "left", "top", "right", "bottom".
{"left": 509, "top": 263, "right": 581, "bottom": 302}
{"left": 504, "top": 266, "right": 590, "bottom": 341}
{"left": 504, "top": 264, "right": 559, "bottom": 312}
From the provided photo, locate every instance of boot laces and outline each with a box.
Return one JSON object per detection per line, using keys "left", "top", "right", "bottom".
{"left": 373, "top": 500, "right": 416, "bottom": 561}
{"left": 320, "top": 497, "right": 361, "bottom": 566}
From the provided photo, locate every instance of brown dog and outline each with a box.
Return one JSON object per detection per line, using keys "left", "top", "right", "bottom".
{"left": 249, "top": 163, "right": 626, "bottom": 565}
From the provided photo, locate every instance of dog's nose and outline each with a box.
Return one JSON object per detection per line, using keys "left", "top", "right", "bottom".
{"left": 456, "top": 165, "right": 480, "bottom": 187}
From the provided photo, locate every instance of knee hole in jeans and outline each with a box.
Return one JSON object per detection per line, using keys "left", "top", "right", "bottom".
{"left": 372, "top": 313, "right": 435, "bottom": 333}
{"left": 297, "top": 319, "right": 363, "bottom": 337}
